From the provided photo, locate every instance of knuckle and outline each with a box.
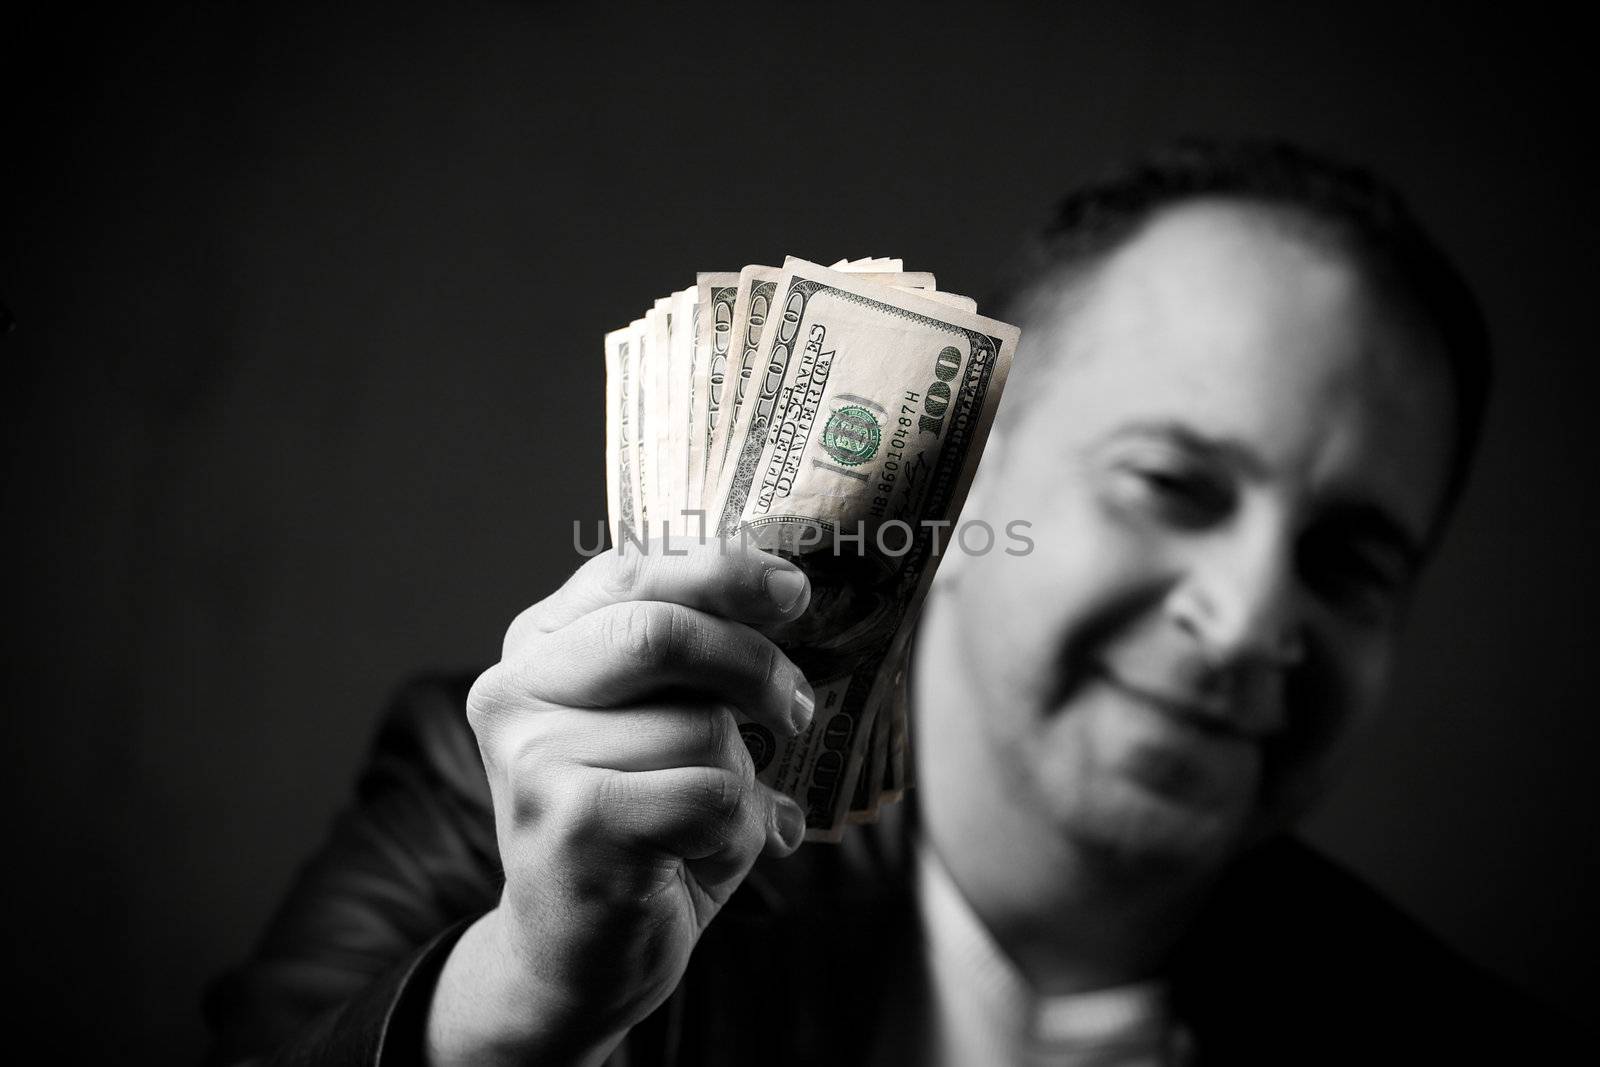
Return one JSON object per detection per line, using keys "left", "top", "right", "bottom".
{"left": 468, "top": 657, "right": 555, "bottom": 742}
{"left": 507, "top": 770, "right": 549, "bottom": 832}
{"left": 601, "top": 545, "right": 648, "bottom": 600}
{"left": 727, "top": 721, "right": 757, "bottom": 784}
{"left": 606, "top": 602, "right": 658, "bottom": 667}
{"left": 695, "top": 767, "right": 747, "bottom": 826}
{"left": 503, "top": 734, "right": 562, "bottom": 826}
{"left": 757, "top": 640, "right": 792, "bottom": 706}
{"left": 501, "top": 603, "right": 542, "bottom": 658}
{"left": 551, "top": 771, "right": 615, "bottom": 840}
{"left": 606, "top": 601, "right": 688, "bottom": 671}
{"left": 466, "top": 665, "right": 507, "bottom": 734}
{"left": 705, "top": 708, "right": 756, "bottom": 783}
{"left": 505, "top": 729, "right": 550, "bottom": 777}
{"left": 701, "top": 706, "right": 734, "bottom": 763}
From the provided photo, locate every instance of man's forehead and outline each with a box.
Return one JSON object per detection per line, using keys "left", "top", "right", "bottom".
{"left": 1007, "top": 199, "right": 1457, "bottom": 544}
{"left": 1088, "top": 200, "right": 1365, "bottom": 329}
{"left": 1022, "top": 201, "right": 1395, "bottom": 398}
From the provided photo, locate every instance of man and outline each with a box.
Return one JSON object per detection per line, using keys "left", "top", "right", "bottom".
{"left": 205, "top": 140, "right": 1569, "bottom": 1064}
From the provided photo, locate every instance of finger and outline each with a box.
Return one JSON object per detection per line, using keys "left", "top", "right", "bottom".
{"left": 605, "top": 767, "right": 804, "bottom": 884}
{"left": 536, "top": 704, "right": 755, "bottom": 775}
{"left": 504, "top": 538, "right": 811, "bottom": 654}
{"left": 691, "top": 783, "right": 807, "bottom": 885}
{"left": 488, "top": 600, "right": 813, "bottom": 737}
{"left": 756, "top": 786, "right": 808, "bottom": 861}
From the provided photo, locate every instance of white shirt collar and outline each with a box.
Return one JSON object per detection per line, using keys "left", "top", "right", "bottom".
{"left": 915, "top": 836, "right": 1184, "bottom": 1065}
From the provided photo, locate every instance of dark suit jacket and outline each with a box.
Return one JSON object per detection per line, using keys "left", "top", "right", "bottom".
{"left": 204, "top": 673, "right": 1577, "bottom": 1065}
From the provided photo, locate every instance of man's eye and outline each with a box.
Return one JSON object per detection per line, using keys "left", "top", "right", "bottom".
{"left": 1126, "top": 467, "right": 1231, "bottom": 525}
{"left": 1301, "top": 541, "right": 1410, "bottom": 619}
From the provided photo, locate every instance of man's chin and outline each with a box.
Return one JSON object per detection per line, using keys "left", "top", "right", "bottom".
{"left": 1081, "top": 780, "right": 1254, "bottom": 870}
{"left": 1036, "top": 688, "right": 1265, "bottom": 869}
{"left": 1034, "top": 759, "right": 1257, "bottom": 878}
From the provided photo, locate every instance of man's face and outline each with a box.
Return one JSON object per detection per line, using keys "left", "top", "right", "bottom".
{"left": 935, "top": 201, "right": 1456, "bottom": 869}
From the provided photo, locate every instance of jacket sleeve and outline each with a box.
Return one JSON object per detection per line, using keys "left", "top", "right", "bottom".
{"left": 202, "top": 672, "right": 503, "bottom": 1066}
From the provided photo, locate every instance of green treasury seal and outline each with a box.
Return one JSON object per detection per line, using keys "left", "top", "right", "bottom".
{"left": 821, "top": 404, "right": 881, "bottom": 467}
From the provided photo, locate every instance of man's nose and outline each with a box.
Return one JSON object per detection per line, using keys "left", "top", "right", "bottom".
{"left": 1167, "top": 524, "right": 1304, "bottom": 669}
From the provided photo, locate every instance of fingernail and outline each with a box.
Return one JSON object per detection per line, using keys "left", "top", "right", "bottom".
{"left": 766, "top": 567, "right": 808, "bottom": 615}
{"left": 775, "top": 797, "right": 806, "bottom": 851}
{"left": 791, "top": 678, "right": 815, "bottom": 734}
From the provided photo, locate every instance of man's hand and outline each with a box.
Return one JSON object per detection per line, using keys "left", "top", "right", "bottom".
{"left": 426, "top": 538, "right": 813, "bottom": 1066}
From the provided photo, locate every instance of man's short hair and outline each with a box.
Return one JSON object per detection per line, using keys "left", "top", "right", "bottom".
{"left": 990, "top": 137, "right": 1491, "bottom": 545}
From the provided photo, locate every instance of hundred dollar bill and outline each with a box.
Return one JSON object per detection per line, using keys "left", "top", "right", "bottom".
{"left": 707, "top": 263, "right": 937, "bottom": 503}
{"left": 886, "top": 657, "right": 910, "bottom": 800}
{"left": 692, "top": 273, "right": 741, "bottom": 507}
{"left": 626, "top": 317, "right": 651, "bottom": 531}
{"left": 845, "top": 700, "right": 888, "bottom": 823}
{"left": 639, "top": 305, "right": 659, "bottom": 523}
{"left": 711, "top": 259, "right": 1019, "bottom": 838}
{"left": 705, "top": 265, "right": 777, "bottom": 497}
{"left": 646, "top": 297, "right": 674, "bottom": 520}
{"left": 666, "top": 287, "right": 697, "bottom": 521}
{"left": 610, "top": 272, "right": 935, "bottom": 533}
{"left": 603, "top": 325, "right": 640, "bottom": 545}
{"left": 880, "top": 650, "right": 912, "bottom": 802}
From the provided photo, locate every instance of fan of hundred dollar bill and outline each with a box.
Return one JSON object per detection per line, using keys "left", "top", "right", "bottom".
{"left": 604, "top": 257, "right": 1021, "bottom": 840}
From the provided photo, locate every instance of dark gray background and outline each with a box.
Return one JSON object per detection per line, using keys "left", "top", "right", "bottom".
{"left": 3, "top": 1, "right": 1593, "bottom": 1059}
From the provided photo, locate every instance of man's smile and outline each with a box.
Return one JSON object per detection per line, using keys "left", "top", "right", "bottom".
{"left": 1095, "top": 638, "right": 1289, "bottom": 741}
{"left": 1087, "top": 668, "right": 1264, "bottom": 805}
{"left": 1097, "top": 664, "right": 1254, "bottom": 740}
